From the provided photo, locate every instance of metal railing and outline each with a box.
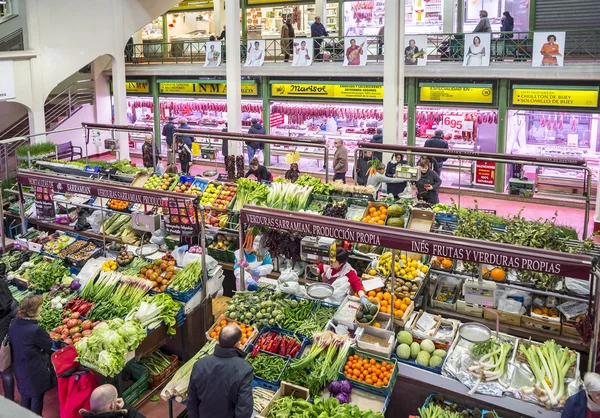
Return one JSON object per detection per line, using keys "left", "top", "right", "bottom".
{"left": 44, "top": 79, "right": 94, "bottom": 131}
{"left": 0, "top": 27, "right": 23, "bottom": 51}
{"left": 126, "top": 30, "right": 600, "bottom": 65}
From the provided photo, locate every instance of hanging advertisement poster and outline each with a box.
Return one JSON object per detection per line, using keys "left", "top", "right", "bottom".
{"left": 404, "top": 35, "right": 427, "bottom": 66}
{"left": 245, "top": 40, "right": 265, "bottom": 67}
{"left": 473, "top": 161, "right": 496, "bottom": 187}
{"left": 292, "top": 38, "right": 313, "bottom": 66}
{"left": 34, "top": 186, "right": 56, "bottom": 221}
{"left": 463, "top": 33, "right": 491, "bottom": 67}
{"left": 532, "top": 32, "right": 565, "bottom": 67}
{"left": 204, "top": 42, "right": 222, "bottom": 67}
{"left": 162, "top": 198, "right": 199, "bottom": 236}
{"left": 343, "top": 37, "right": 367, "bottom": 66}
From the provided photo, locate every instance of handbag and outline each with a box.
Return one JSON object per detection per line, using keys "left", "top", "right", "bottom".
{"left": 0, "top": 333, "right": 11, "bottom": 372}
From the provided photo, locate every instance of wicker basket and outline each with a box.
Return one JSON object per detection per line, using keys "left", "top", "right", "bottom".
{"left": 355, "top": 298, "right": 381, "bottom": 328}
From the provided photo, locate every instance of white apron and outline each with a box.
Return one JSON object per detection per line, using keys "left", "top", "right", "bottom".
{"left": 322, "top": 262, "right": 356, "bottom": 304}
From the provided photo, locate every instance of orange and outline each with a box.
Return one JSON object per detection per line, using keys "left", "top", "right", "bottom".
{"left": 215, "top": 326, "right": 222, "bottom": 332}
{"left": 380, "top": 300, "right": 388, "bottom": 307}
{"left": 376, "top": 292, "right": 384, "bottom": 300}
{"left": 369, "top": 207, "right": 376, "bottom": 214}
{"left": 400, "top": 303, "right": 408, "bottom": 311}
{"left": 380, "top": 207, "right": 387, "bottom": 214}
{"left": 362, "top": 217, "right": 369, "bottom": 222}
{"left": 383, "top": 292, "right": 391, "bottom": 301}
{"left": 398, "top": 309, "right": 405, "bottom": 317}
{"left": 366, "top": 378, "right": 373, "bottom": 384}
{"left": 394, "top": 299, "right": 402, "bottom": 309}
{"left": 210, "top": 332, "right": 217, "bottom": 338}
{"left": 403, "top": 297, "right": 411, "bottom": 305}
{"left": 379, "top": 214, "right": 386, "bottom": 221}
{"left": 377, "top": 220, "right": 384, "bottom": 225}
{"left": 352, "top": 369, "right": 360, "bottom": 377}
{"left": 367, "top": 290, "right": 376, "bottom": 297}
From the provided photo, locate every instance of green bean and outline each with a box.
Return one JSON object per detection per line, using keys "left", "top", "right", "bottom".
{"left": 247, "top": 353, "right": 286, "bottom": 382}
{"left": 294, "top": 307, "right": 336, "bottom": 337}
{"left": 280, "top": 299, "right": 313, "bottom": 331}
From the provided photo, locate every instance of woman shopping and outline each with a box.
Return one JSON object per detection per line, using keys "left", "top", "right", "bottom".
{"left": 0, "top": 280, "right": 16, "bottom": 402}
{"left": 9, "top": 295, "right": 55, "bottom": 415}
{"left": 385, "top": 153, "right": 407, "bottom": 199}
{"left": 562, "top": 372, "right": 600, "bottom": 417}
{"left": 316, "top": 247, "right": 372, "bottom": 306}
{"left": 245, "top": 158, "right": 273, "bottom": 182}
{"left": 367, "top": 163, "right": 409, "bottom": 198}
{"left": 415, "top": 158, "right": 442, "bottom": 204}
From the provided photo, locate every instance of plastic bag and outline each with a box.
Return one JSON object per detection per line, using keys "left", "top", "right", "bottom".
{"left": 278, "top": 268, "right": 299, "bottom": 284}
{"left": 87, "top": 210, "right": 108, "bottom": 232}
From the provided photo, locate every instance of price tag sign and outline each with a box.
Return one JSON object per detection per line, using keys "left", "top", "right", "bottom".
{"left": 443, "top": 115, "right": 464, "bottom": 131}
{"left": 567, "top": 134, "right": 579, "bottom": 147}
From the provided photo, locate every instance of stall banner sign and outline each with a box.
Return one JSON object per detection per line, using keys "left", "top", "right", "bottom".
{"left": 474, "top": 161, "right": 496, "bottom": 186}
{"left": 512, "top": 87, "right": 599, "bottom": 108}
{"left": 419, "top": 84, "right": 493, "bottom": 104}
{"left": 125, "top": 81, "right": 149, "bottom": 93}
{"left": 0, "top": 61, "right": 16, "bottom": 101}
{"left": 34, "top": 186, "right": 56, "bottom": 221}
{"left": 270, "top": 113, "right": 285, "bottom": 128}
{"left": 159, "top": 82, "right": 257, "bottom": 95}
{"left": 162, "top": 198, "right": 199, "bottom": 237}
{"left": 240, "top": 209, "right": 591, "bottom": 280}
{"left": 271, "top": 83, "right": 384, "bottom": 100}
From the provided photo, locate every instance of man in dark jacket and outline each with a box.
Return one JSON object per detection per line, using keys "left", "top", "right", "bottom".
{"left": 187, "top": 325, "right": 253, "bottom": 418}
{"left": 0, "top": 280, "right": 16, "bottom": 401}
{"left": 80, "top": 384, "right": 145, "bottom": 418}
{"left": 423, "top": 129, "right": 449, "bottom": 174}
{"left": 179, "top": 118, "right": 194, "bottom": 147}
{"left": 162, "top": 116, "right": 176, "bottom": 165}
{"left": 246, "top": 118, "right": 265, "bottom": 161}
{"left": 370, "top": 127, "right": 383, "bottom": 162}
{"left": 355, "top": 150, "right": 373, "bottom": 186}
{"left": 311, "top": 16, "right": 328, "bottom": 61}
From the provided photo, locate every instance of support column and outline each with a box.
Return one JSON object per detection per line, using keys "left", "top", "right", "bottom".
{"left": 315, "top": 0, "right": 327, "bottom": 22}
{"left": 528, "top": 0, "right": 537, "bottom": 31}
{"left": 382, "top": 0, "right": 403, "bottom": 161}
{"left": 457, "top": 0, "right": 464, "bottom": 33}
{"left": 91, "top": 56, "right": 112, "bottom": 157}
{"left": 262, "top": 77, "right": 270, "bottom": 166}
{"left": 241, "top": 0, "right": 247, "bottom": 41}
{"left": 337, "top": 0, "right": 343, "bottom": 35}
{"left": 494, "top": 79, "right": 508, "bottom": 193}
{"left": 151, "top": 76, "right": 161, "bottom": 151}
{"left": 111, "top": 54, "right": 130, "bottom": 159}
{"left": 22, "top": 0, "right": 45, "bottom": 143}
{"left": 442, "top": 0, "right": 454, "bottom": 33}
{"left": 214, "top": 0, "right": 225, "bottom": 37}
{"left": 226, "top": 0, "right": 243, "bottom": 156}
{"left": 406, "top": 78, "right": 417, "bottom": 147}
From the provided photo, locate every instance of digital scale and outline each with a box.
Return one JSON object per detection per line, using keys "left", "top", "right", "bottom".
{"left": 300, "top": 236, "right": 336, "bottom": 263}
{"left": 395, "top": 164, "right": 421, "bottom": 181}
{"left": 462, "top": 278, "right": 497, "bottom": 308}
{"left": 508, "top": 177, "right": 535, "bottom": 197}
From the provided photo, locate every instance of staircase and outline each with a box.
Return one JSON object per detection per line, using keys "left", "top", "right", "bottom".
{"left": 0, "top": 79, "right": 94, "bottom": 140}
{"left": 0, "top": 28, "right": 23, "bottom": 52}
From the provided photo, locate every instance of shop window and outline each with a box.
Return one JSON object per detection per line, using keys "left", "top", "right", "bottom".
{"left": 167, "top": 11, "right": 215, "bottom": 42}
{"left": 0, "top": 0, "right": 13, "bottom": 18}
{"left": 247, "top": 4, "right": 339, "bottom": 38}
{"left": 463, "top": 0, "right": 529, "bottom": 33}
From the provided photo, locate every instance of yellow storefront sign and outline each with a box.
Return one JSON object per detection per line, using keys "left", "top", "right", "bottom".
{"left": 159, "top": 82, "right": 257, "bottom": 95}
{"left": 125, "top": 81, "right": 149, "bottom": 93}
{"left": 513, "top": 88, "right": 599, "bottom": 108}
{"left": 420, "top": 84, "right": 493, "bottom": 104}
{"left": 271, "top": 83, "right": 383, "bottom": 100}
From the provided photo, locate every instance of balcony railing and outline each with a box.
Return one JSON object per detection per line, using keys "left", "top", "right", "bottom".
{"left": 125, "top": 30, "right": 600, "bottom": 66}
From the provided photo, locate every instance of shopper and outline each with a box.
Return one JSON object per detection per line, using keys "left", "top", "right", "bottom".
{"left": 311, "top": 16, "right": 328, "bottom": 61}
{"left": 423, "top": 129, "right": 449, "bottom": 174}
{"left": 562, "top": 372, "right": 600, "bottom": 418}
{"left": 500, "top": 12, "right": 515, "bottom": 57}
{"left": 245, "top": 158, "right": 272, "bottom": 182}
{"left": 217, "top": 25, "right": 226, "bottom": 40}
{"left": 377, "top": 25, "right": 384, "bottom": 57}
{"left": 0, "top": 280, "right": 16, "bottom": 401}
{"left": 415, "top": 158, "right": 442, "bottom": 204}
{"left": 473, "top": 10, "right": 492, "bottom": 33}
{"left": 367, "top": 163, "right": 409, "bottom": 197}
{"left": 386, "top": 153, "right": 407, "bottom": 198}
{"left": 187, "top": 325, "right": 253, "bottom": 418}
{"left": 280, "top": 18, "right": 294, "bottom": 62}
{"left": 9, "top": 295, "right": 54, "bottom": 415}
{"left": 162, "top": 117, "right": 176, "bottom": 165}
{"left": 79, "top": 384, "right": 145, "bottom": 418}
{"left": 355, "top": 150, "right": 374, "bottom": 187}
{"left": 246, "top": 119, "right": 265, "bottom": 161}
{"left": 317, "top": 247, "right": 372, "bottom": 306}
{"left": 177, "top": 138, "right": 192, "bottom": 175}
{"left": 285, "top": 162, "right": 300, "bottom": 183}
{"left": 221, "top": 122, "right": 229, "bottom": 160}
{"left": 333, "top": 138, "right": 348, "bottom": 183}
{"left": 234, "top": 234, "right": 273, "bottom": 291}
{"left": 141, "top": 135, "right": 160, "bottom": 170}
{"left": 370, "top": 127, "right": 384, "bottom": 162}
{"left": 179, "top": 118, "right": 194, "bottom": 147}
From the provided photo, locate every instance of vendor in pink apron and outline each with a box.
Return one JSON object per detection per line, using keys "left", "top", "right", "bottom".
{"left": 234, "top": 235, "right": 273, "bottom": 291}
{"left": 317, "top": 248, "right": 372, "bottom": 307}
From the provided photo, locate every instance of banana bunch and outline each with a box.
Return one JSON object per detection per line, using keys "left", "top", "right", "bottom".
{"left": 218, "top": 213, "right": 229, "bottom": 228}
{"left": 376, "top": 252, "right": 429, "bottom": 280}
{"left": 376, "top": 252, "right": 402, "bottom": 277}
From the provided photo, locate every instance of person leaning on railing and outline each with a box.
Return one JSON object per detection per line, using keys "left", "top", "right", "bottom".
{"left": 311, "top": 16, "right": 328, "bottom": 61}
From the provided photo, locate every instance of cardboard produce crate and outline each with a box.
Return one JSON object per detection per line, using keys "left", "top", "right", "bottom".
{"left": 521, "top": 314, "right": 561, "bottom": 335}
{"left": 257, "top": 382, "right": 310, "bottom": 418}
{"left": 456, "top": 300, "right": 483, "bottom": 318}
{"left": 407, "top": 209, "right": 435, "bottom": 232}
{"left": 483, "top": 307, "right": 521, "bottom": 326}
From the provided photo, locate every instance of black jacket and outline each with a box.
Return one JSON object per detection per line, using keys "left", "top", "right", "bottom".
{"left": 416, "top": 169, "right": 442, "bottom": 204}
{"left": 385, "top": 160, "right": 407, "bottom": 197}
{"left": 9, "top": 318, "right": 54, "bottom": 397}
{"left": 310, "top": 22, "right": 328, "bottom": 38}
{"left": 245, "top": 165, "right": 271, "bottom": 182}
{"left": 162, "top": 122, "right": 176, "bottom": 147}
{"left": 0, "top": 280, "right": 16, "bottom": 341}
{"left": 370, "top": 134, "right": 383, "bottom": 162}
{"left": 355, "top": 155, "right": 371, "bottom": 186}
{"left": 80, "top": 407, "right": 145, "bottom": 418}
{"left": 187, "top": 346, "right": 253, "bottom": 418}
{"left": 423, "top": 136, "right": 449, "bottom": 163}
{"left": 501, "top": 17, "right": 514, "bottom": 36}
{"left": 246, "top": 123, "right": 265, "bottom": 150}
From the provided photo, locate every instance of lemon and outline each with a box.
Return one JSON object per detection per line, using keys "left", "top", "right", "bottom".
{"left": 421, "top": 266, "right": 429, "bottom": 273}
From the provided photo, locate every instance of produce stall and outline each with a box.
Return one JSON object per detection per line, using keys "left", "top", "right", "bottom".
{"left": 82, "top": 123, "right": 156, "bottom": 167}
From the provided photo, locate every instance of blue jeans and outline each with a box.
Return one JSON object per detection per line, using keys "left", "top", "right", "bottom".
{"left": 437, "top": 161, "right": 444, "bottom": 175}
{"left": 248, "top": 146, "right": 257, "bottom": 161}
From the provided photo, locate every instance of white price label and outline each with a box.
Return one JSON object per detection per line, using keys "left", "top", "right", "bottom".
{"left": 567, "top": 134, "right": 578, "bottom": 147}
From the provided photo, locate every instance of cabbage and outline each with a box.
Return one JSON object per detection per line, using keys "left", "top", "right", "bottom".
{"left": 328, "top": 381, "right": 342, "bottom": 395}
{"left": 396, "top": 331, "right": 413, "bottom": 346}
{"left": 416, "top": 351, "right": 431, "bottom": 366}
{"left": 339, "top": 380, "right": 352, "bottom": 395}
{"left": 410, "top": 342, "right": 421, "bottom": 359}
{"left": 433, "top": 349, "right": 447, "bottom": 359}
{"left": 334, "top": 392, "right": 349, "bottom": 404}
{"left": 420, "top": 339, "right": 435, "bottom": 354}
{"left": 93, "top": 322, "right": 110, "bottom": 335}
{"left": 396, "top": 343, "right": 411, "bottom": 360}
{"left": 429, "top": 355, "right": 443, "bottom": 368}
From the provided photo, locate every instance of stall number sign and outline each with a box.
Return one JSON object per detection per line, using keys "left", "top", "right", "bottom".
{"left": 159, "top": 82, "right": 257, "bottom": 95}
{"left": 474, "top": 161, "right": 496, "bottom": 187}
{"left": 420, "top": 85, "right": 493, "bottom": 104}
{"left": 271, "top": 83, "right": 384, "bottom": 100}
{"left": 442, "top": 115, "right": 473, "bottom": 132}
{"left": 512, "top": 87, "right": 599, "bottom": 108}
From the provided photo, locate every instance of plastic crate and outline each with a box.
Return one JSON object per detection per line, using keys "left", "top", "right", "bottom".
{"left": 338, "top": 347, "right": 397, "bottom": 394}
{"left": 252, "top": 377, "right": 280, "bottom": 393}
{"left": 420, "top": 392, "right": 500, "bottom": 417}
{"left": 165, "top": 283, "right": 202, "bottom": 303}
{"left": 122, "top": 362, "right": 149, "bottom": 406}
{"left": 248, "top": 351, "right": 290, "bottom": 388}
{"left": 147, "top": 354, "right": 179, "bottom": 389}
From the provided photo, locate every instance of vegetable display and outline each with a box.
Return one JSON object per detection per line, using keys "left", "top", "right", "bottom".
{"left": 139, "top": 350, "right": 175, "bottom": 376}
{"left": 125, "top": 293, "right": 182, "bottom": 335}
{"left": 161, "top": 341, "right": 216, "bottom": 402}
{"left": 328, "top": 379, "right": 352, "bottom": 404}
{"left": 279, "top": 298, "right": 313, "bottom": 331}
{"left": 86, "top": 276, "right": 153, "bottom": 321}
{"left": 223, "top": 288, "right": 288, "bottom": 328}
{"left": 266, "top": 182, "right": 313, "bottom": 212}
{"left": 467, "top": 338, "right": 513, "bottom": 396}
{"left": 27, "top": 259, "right": 70, "bottom": 291}
{"left": 294, "top": 305, "right": 336, "bottom": 336}
{"left": 168, "top": 260, "right": 202, "bottom": 292}
{"left": 246, "top": 352, "right": 287, "bottom": 382}
{"left": 295, "top": 174, "right": 334, "bottom": 195}
{"left": 209, "top": 318, "right": 254, "bottom": 346}
{"left": 233, "top": 178, "right": 270, "bottom": 210}
{"left": 419, "top": 393, "right": 500, "bottom": 418}
{"left": 39, "top": 294, "right": 72, "bottom": 332}
{"left": 250, "top": 331, "right": 302, "bottom": 358}
{"left": 322, "top": 202, "right": 348, "bottom": 219}
{"left": 49, "top": 312, "right": 100, "bottom": 346}
{"left": 266, "top": 396, "right": 384, "bottom": 418}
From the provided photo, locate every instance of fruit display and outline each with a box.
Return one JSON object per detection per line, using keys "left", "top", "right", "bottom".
{"left": 212, "top": 184, "right": 237, "bottom": 210}
{"left": 482, "top": 266, "right": 506, "bottom": 282}
{"left": 355, "top": 298, "right": 380, "bottom": 325}
{"left": 385, "top": 204, "right": 407, "bottom": 228}
{"left": 144, "top": 173, "right": 179, "bottom": 191}
{"left": 174, "top": 180, "right": 193, "bottom": 193}
{"left": 209, "top": 318, "right": 254, "bottom": 347}
{"left": 209, "top": 234, "right": 235, "bottom": 251}
{"left": 57, "top": 240, "right": 87, "bottom": 259}
{"left": 342, "top": 353, "right": 395, "bottom": 388}
{"left": 68, "top": 242, "right": 98, "bottom": 262}
{"left": 140, "top": 257, "right": 177, "bottom": 292}
{"left": 376, "top": 252, "right": 428, "bottom": 280}
{"left": 107, "top": 199, "right": 130, "bottom": 211}
{"left": 431, "top": 256, "right": 453, "bottom": 271}
{"left": 116, "top": 251, "right": 135, "bottom": 266}
{"left": 367, "top": 290, "right": 413, "bottom": 317}
{"left": 101, "top": 259, "right": 118, "bottom": 272}
{"left": 185, "top": 182, "right": 205, "bottom": 196}
{"left": 395, "top": 332, "right": 447, "bottom": 369}
{"left": 361, "top": 204, "right": 388, "bottom": 225}
{"left": 48, "top": 312, "right": 100, "bottom": 346}
{"left": 200, "top": 182, "right": 222, "bottom": 206}
{"left": 531, "top": 306, "right": 559, "bottom": 319}
{"left": 205, "top": 211, "right": 228, "bottom": 228}
{"left": 387, "top": 278, "right": 420, "bottom": 300}
{"left": 43, "top": 234, "right": 75, "bottom": 255}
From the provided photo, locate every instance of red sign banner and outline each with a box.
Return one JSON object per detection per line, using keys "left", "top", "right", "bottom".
{"left": 474, "top": 161, "right": 496, "bottom": 186}
{"left": 270, "top": 113, "right": 285, "bottom": 128}
{"left": 240, "top": 206, "right": 593, "bottom": 280}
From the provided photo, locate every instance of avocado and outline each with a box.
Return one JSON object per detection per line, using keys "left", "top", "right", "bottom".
{"left": 365, "top": 314, "right": 373, "bottom": 321}
{"left": 369, "top": 305, "right": 378, "bottom": 315}
{"left": 359, "top": 317, "right": 369, "bottom": 323}
{"left": 356, "top": 311, "right": 364, "bottom": 320}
